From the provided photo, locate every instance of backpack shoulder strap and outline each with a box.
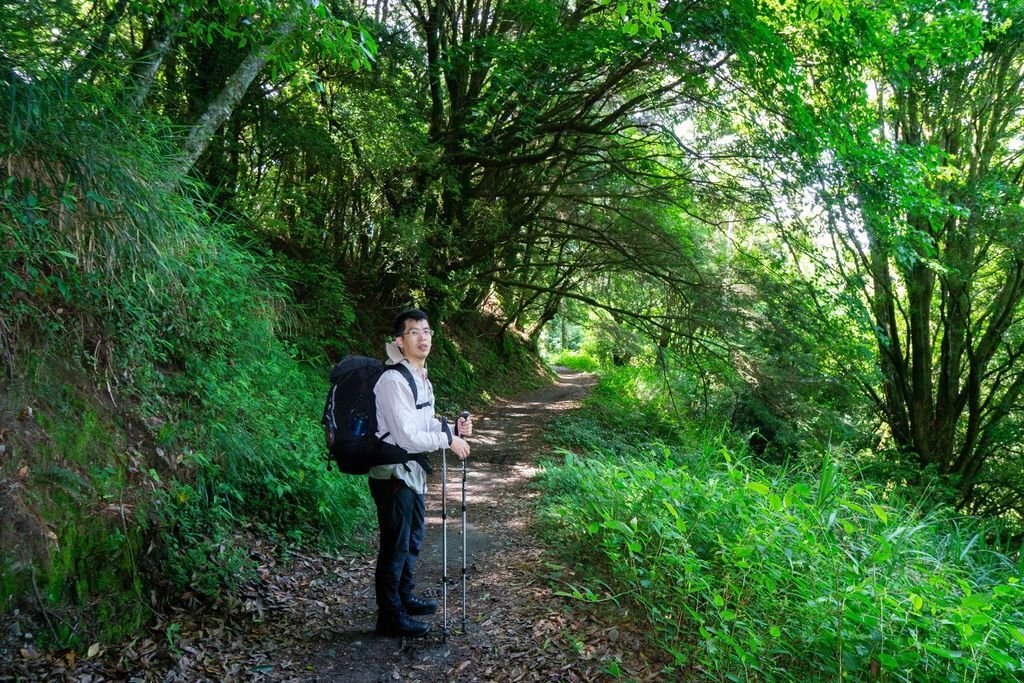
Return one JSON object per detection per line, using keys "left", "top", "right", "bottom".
{"left": 387, "top": 363, "right": 430, "bottom": 410}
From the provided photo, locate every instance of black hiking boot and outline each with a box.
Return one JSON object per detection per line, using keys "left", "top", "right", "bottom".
{"left": 376, "top": 612, "right": 430, "bottom": 638}
{"left": 402, "top": 596, "right": 438, "bottom": 616}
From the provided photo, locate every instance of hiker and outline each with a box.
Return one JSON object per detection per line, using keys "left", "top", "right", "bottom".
{"left": 370, "top": 308, "right": 472, "bottom": 638}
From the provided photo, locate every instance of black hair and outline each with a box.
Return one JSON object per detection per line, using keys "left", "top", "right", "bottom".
{"left": 393, "top": 309, "right": 429, "bottom": 337}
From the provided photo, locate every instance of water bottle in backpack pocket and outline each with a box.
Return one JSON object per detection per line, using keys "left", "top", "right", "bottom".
{"left": 348, "top": 412, "right": 368, "bottom": 438}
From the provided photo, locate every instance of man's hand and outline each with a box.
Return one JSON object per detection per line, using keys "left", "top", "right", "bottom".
{"left": 451, "top": 435, "right": 470, "bottom": 460}
{"left": 457, "top": 414, "right": 473, "bottom": 437}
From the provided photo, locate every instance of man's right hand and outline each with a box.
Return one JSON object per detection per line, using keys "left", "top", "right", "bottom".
{"left": 451, "top": 435, "right": 470, "bottom": 460}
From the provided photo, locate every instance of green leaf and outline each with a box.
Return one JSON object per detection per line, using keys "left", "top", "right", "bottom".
{"left": 960, "top": 592, "right": 990, "bottom": 610}
{"left": 923, "top": 644, "right": 963, "bottom": 659}
{"left": 988, "top": 649, "right": 1017, "bottom": 669}
{"left": 870, "top": 504, "right": 888, "bottom": 524}
{"left": 603, "top": 519, "right": 633, "bottom": 535}
{"left": 745, "top": 481, "right": 770, "bottom": 496}
{"left": 877, "top": 653, "right": 899, "bottom": 668}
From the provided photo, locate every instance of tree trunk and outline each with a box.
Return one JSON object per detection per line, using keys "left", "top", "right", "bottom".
{"left": 170, "top": 20, "right": 295, "bottom": 179}
{"left": 125, "top": 7, "right": 184, "bottom": 111}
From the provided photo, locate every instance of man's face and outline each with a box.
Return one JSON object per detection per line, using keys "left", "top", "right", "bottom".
{"left": 396, "top": 318, "right": 432, "bottom": 363}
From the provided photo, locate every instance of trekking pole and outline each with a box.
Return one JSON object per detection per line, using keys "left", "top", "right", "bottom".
{"left": 459, "top": 411, "right": 470, "bottom": 634}
{"left": 440, "top": 416, "right": 450, "bottom": 644}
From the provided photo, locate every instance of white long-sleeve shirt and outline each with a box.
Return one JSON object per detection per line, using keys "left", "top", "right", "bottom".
{"left": 368, "top": 343, "right": 450, "bottom": 493}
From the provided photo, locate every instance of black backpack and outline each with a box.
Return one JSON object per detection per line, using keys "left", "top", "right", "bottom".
{"left": 322, "top": 355, "right": 425, "bottom": 475}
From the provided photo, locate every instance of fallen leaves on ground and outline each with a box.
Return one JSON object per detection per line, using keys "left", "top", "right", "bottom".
{"left": 0, "top": 371, "right": 671, "bottom": 682}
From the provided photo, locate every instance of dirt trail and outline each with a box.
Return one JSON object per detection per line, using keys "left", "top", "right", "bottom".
{"left": 284, "top": 367, "right": 601, "bottom": 682}
{"left": 2, "top": 368, "right": 666, "bottom": 682}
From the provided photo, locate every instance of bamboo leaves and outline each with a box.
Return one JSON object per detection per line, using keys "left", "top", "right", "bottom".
{"left": 538, "top": 365, "right": 1024, "bottom": 680}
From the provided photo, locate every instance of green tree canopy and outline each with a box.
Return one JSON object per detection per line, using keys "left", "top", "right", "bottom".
{"left": 735, "top": 0, "right": 1024, "bottom": 514}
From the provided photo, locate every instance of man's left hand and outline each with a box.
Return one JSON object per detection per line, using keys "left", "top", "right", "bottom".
{"left": 451, "top": 435, "right": 471, "bottom": 459}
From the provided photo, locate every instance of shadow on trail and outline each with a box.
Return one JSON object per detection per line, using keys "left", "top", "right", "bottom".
{"left": 296, "top": 368, "right": 599, "bottom": 682}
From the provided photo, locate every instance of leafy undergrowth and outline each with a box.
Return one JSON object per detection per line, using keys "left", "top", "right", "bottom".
{"left": 0, "top": 76, "right": 551, "bottom": 654}
{"left": 1, "top": 368, "right": 673, "bottom": 682}
{"left": 537, "top": 366, "right": 1024, "bottom": 682}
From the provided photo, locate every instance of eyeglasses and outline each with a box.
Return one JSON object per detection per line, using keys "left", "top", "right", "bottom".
{"left": 402, "top": 328, "right": 434, "bottom": 339}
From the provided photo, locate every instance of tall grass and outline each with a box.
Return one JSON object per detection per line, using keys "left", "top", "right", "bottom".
{"left": 547, "top": 349, "right": 602, "bottom": 372}
{"left": 1, "top": 76, "right": 374, "bottom": 622}
{"left": 537, "top": 367, "right": 1024, "bottom": 681}
{"left": 2, "top": 75, "right": 552, "bottom": 631}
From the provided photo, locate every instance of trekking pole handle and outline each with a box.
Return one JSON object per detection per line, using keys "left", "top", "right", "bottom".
{"left": 455, "top": 411, "right": 470, "bottom": 436}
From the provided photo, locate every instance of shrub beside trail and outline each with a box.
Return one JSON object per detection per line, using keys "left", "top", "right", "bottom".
{"left": 537, "top": 366, "right": 1024, "bottom": 682}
